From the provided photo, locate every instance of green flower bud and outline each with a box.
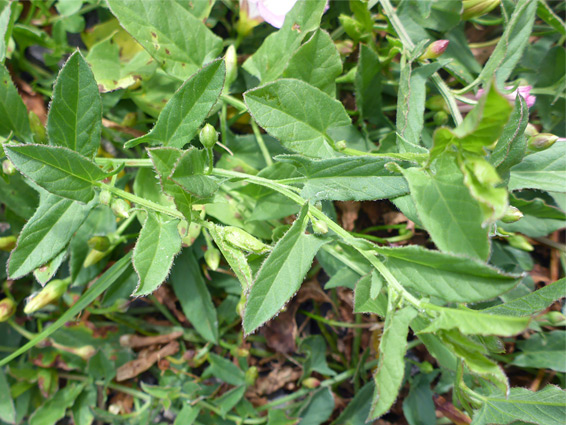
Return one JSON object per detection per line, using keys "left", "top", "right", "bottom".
{"left": 335, "top": 140, "right": 347, "bottom": 151}
{"left": 225, "top": 45, "right": 238, "bottom": 89}
{"left": 2, "top": 159, "right": 16, "bottom": 175}
{"left": 312, "top": 219, "right": 328, "bottom": 235}
{"left": 527, "top": 133, "right": 558, "bottom": 151}
{"left": 0, "top": 298, "right": 16, "bottom": 322}
{"left": 426, "top": 95, "right": 447, "bottom": 112}
{"left": 302, "top": 377, "right": 321, "bottom": 389}
{"left": 52, "top": 342, "right": 96, "bottom": 360}
{"left": 24, "top": 278, "right": 70, "bottom": 314}
{"left": 223, "top": 226, "right": 270, "bottom": 254}
{"left": 433, "top": 111, "right": 449, "bottom": 126}
{"left": 507, "top": 234, "right": 533, "bottom": 252}
{"left": 419, "top": 40, "right": 449, "bottom": 61}
{"left": 182, "top": 222, "right": 202, "bottom": 247}
{"left": 99, "top": 190, "right": 112, "bottom": 206}
{"left": 83, "top": 249, "right": 108, "bottom": 268}
{"left": 87, "top": 236, "right": 111, "bottom": 252}
{"left": 236, "top": 347, "right": 250, "bottom": 358}
{"left": 245, "top": 366, "right": 258, "bottom": 387}
{"left": 500, "top": 206, "right": 523, "bottom": 224}
{"left": 29, "top": 111, "right": 47, "bottom": 144}
{"left": 524, "top": 123, "right": 538, "bottom": 138}
{"left": 462, "top": 0, "right": 500, "bottom": 20}
{"left": 121, "top": 112, "right": 137, "bottom": 128}
{"left": 199, "top": 124, "right": 218, "bottom": 149}
{"left": 204, "top": 248, "right": 221, "bottom": 271}
{"left": 0, "top": 236, "right": 17, "bottom": 252}
{"left": 111, "top": 198, "right": 130, "bottom": 219}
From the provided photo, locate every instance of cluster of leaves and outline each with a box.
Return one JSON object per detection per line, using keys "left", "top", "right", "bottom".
{"left": 0, "top": 0, "right": 565, "bottom": 424}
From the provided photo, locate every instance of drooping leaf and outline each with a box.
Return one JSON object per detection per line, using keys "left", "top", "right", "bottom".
{"left": 133, "top": 211, "right": 182, "bottom": 296}
{"left": 244, "top": 79, "right": 351, "bottom": 158}
{"left": 512, "top": 331, "right": 566, "bottom": 373}
{"left": 4, "top": 144, "right": 109, "bottom": 203}
{"left": 0, "top": 65, "right": 31, "bottom": 142}
{"left": 126, "top": 60, "right": 225, "bottom": 148}
{"left": 508, "top": 142, "right": 566, "bottom": 192}
{"left": 47, "top": 50, "right": 102, "bottom": 159}
{"left": 170, "top": 148, "right": 221, "bottom": 198}
{"left": 243, "top": 204, "right": 325, "bottom": 335}
{"left": 8, "top": 191, "right": 95, "bottom": 279}
{"left": 106, "top": 0, "right": 223, "bottom": 80}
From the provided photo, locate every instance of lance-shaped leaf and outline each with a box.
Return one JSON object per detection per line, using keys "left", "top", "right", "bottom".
{"left": 106, "top": 0, "right": 223, "bottom": 81}
{"left": 8, "top": 191, "right": 95, "bottom": 279}
{"left": 369, "top": 305, "right": 417, "bottom": 420}
{"left": 47, "top": 51, "right": 102, "bottom": 159}
{"left": 0, "top": 367, "right": 16, "bottom": 424}
{"left": 355, "top": 44, "right": 383, "bottom": 125}
{"left": 373, "top": 245, "right": 521, "bottom": 303}
{"left": 4, "top": 144, "right": 109, "bottom": 203}
{"left": 243, "top": 204, "right": 325, "bottom": 335}
{"left": 277, "top": 154, "right": 409, "bottom": 201}
{"left": 508, "top": 142, "right": 566, "bottom": 192}
{"left": 170, "top": 148, "right": 221, "bottom": 198}
{"left": 512, "top": 331, "right": 566, "bottom": 372}
{"left": 133, "top": 211, "right": 182, "bottom": 296}
{"left": 0, "top": 65, "right": 31, "bottom": 142}
{"left": 126, "top": 60, "right": 225, "bottom": 148}
{"left": 29, "top": 383, "right": 86, "bottom": 425}
{"left": 244, "top": 79, "right": 351, "bottom": 158}
{"left": 471, "top": 386, "right": 566, "bottom": 425}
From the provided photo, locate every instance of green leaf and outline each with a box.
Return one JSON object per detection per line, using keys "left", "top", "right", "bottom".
{"left": 501, "top": 195, "right": 566, "bottom": 238}
{"left": 282, "top": 29, "right": 342, "bottom": 96}
{"left": 297, "top": 387, "right": 335, "bottom": 425}
{"left": 29, "top": 383, "right": 86, "bottom": 425}
{"left": 0, "top": 367, "right": 16, "bottom": 424}
{"left": 33, "top": 248, "right": 67, "bottom": 286}
{"left": 277, "top": 155, "right": 409, "bottom": 202}
{"left": 512, "top": 331, "right": 566, "bottom": 373}
{"left": 299, "top": 335, "right": 336, "bottom": 379}
{"left": 170, "top": 148, "right": 221, "bottom": 198}
{"left": 47, "top": 51, "right": 102, "bottom": 159}
{"left": 471, "top": 386, "right": 566, "bottom": 425}
{"left": 330, "top": 381, "right": 373, "bottom": 425}
{"left": 243, "top": 0, "right": 327, "bottom": 82}
{"left": 0, "top": 2, "right": 16, "bottom": 64}
{"left": 106, "top": 0, "right": 223, "bottom": 81}
{"left": 483, "top": 278, "right": 566, "bottom": 317}
{"left": 508, "top": 142, "right": 566, "bottom": 192}
{"left": 215, "top": 386, "right": 246, "bottom": 418}
{"left": 355, "top": 44, "right": 383, "bottom": 125}
{"left": 537, "top": 0, "right": 566, "bottom": 36}
{"left": 244, "top": 79, "right": 351, "bottom": 158}
{"left": 353, "top": 272, "right": 387, "bottom": 317}
{"left": 133, "top": 211, "right": 182, "bottom": 296}
{"left": 402, "top": 153, "right": 490, "bottom": 260}
{"left": 243, "top": 204, "right": 325, "bottom": 335}
{"left": 420, "top": 306, "right": 529, "bottom": 336}
{"left": 369, "top": 305, "right": 417, "bottom": 420}
{"left": 0, "top": 65, "right": 31, "bottom": 142}
{"left": 4, "top": 144, "right": 109, "bottom": 203}
{"left": 373, "top": 245, "right": 521, "bottom": 303}
{"left": 0, "top": 172, "right": 39, "bottom": 219}
{"left": 8, "top": 191, "right": 95, "bottom": 279}
{"left": 126, "top": 60, "right": 225, "bottom": 148}
{"left": 174, "top": 404, "right": 199, "bottom": 425}
{"left": 71, "top": 386, "right": 96, "bottom": 425}
{"left": 170, "top": 249, "right": 218, "bottom": 343}
{"left": 208, "top": 353, "right": 245, "bottom": 386}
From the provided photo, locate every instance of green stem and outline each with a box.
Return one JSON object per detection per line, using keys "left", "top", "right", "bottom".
{"left": 95, "top": 158, "right": 153, "bottom": 168}
{"left": 300, "top": 310, "right": 376, "bottom": 329}
{"left": 7, "top": 319, "right": 36, "bottom": 340}
{"left": 251, "top": 120, "right": 273, "bottom": 166}
{"left": 221, "top": 94, "right": 247, "bottom": 112}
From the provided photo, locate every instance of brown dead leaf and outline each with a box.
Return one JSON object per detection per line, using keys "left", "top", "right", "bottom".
{"left": 296, "top": 280, "right": 333, "bottom": 305}
{"left": 336, "top": 201, "right": 360, "bottom": 231}
{"left": 253, "top": 365, "right": 302, "bottom": 396}
{"left": 433, "top": 395, "right": 471, "bottom": 425}
{"left": 12, "top": 76, "right": 47, "bottom": 124}
{"left": 109, "top": 392, "right": 134, "bottom": 415}
{"left": 263, "top": 307, "right": 298, "bottom": 353}
{"left": 119, "top": 331, "right": 183, "bottom": 349}
{"left": 154, "top": 285, "right": 188, "bottom": 325}
{"left": 530, "top": 264, "right": 551, "bottom": 285}
{"left": 116, "top": 341, "right": 179, "bottom": 381}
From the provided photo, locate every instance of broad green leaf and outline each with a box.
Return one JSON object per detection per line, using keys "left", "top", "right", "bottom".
{"left": 477, "top": 0, "right": 538, "bottom": 87}
{"left": 174, "top": 404, "right": 199, "bottom": 425}
{"left": 277, "top": 155, "right": 409, "bottom": 202}
{"left": 282, "top": 29, "right": 342, "bottom": 96}
{"left": 373, "top": 245, "right": 521, "bottom": 303}
{"left": 243, "top": 204, "right": 325, "bottom": 335}
{"left": 355, "top": 44, "right": 382, "bottom": 125}
{"left": 0, "top": 253, "right": 132, "bottom": 367}
{"left": 106, "top": 0, "right": 223, "bottom": 81}
{"left": 133, "top": 211, "right": 182, "bottom": 296}
{"left": 33, "top": 249, "right": 67, "bottom": 286}
{"left": 330, "top": 381, "right": 373, "bottom": 425}
{"left": 299, "top": 335, "right": 336, "bottom": 379}
{"left": 0, "top": 173, "right": 39, "bottom": 219}
{"left": 47, "top": 51, "right": 101, "bottom": 159}
{"left": 508, "top": 142, "right": 566, "bottom": 192}
{"left": 471, "top": 386, "right": 566, "bottom": 425}
{"left": 147, "top": 147, "right": 194, "bottom": 220}
{"left": 353, "top": 273, "right": 386, "bottom": 317}
{"left": 29, "top": 383, "right": 86, "bottom": 425}
{"left": 4, "top": 144, "right": 109, "bottom": 203}
{"left": 402, "top": 372, "right": 437, "bottom": 425}
{"left": 244, "top": 79, "right": 351, "bottom": 158}
{"left": 501, "top": 195, "right": 566, "bottom": 238}
{"left": 369, "top": 305, "right": 417, "bottom": 419}
{"left": 71, "top": 385, "right": 96, "bottom": 425}
{"left": 297, "top": 388, "right": 335, "bottom": 425}
{"left": 208, "top": 353, "right": 245, "bottom": 386}
{"left": 484, "top": 278, "right": 566, "bottom": 317}
{"left": 126, "top": 60, "right": 225, "bottom": 148}
{"left": 215, "top": 386, "right": 246, "bottom": 418}
{"left": 0, "top": 367, "right": 15, "bottom": 424}
{"left": 420, "top": 305, "right": 529, "bottom": 336}
{"left": 170, "top": 148, "right": 221, "bottom": 198}
{"left": 403, "top": 154, "right": 490, "bottom": 260}
{"left": 512, "top": 331, "right": 566, "bottom": 372}
{"left": 170, "top": 249, "right": 218, "bottom": 343}
{"left": 8, "top": 191, "right": 95, "bottom": 279}
{"left": 180, "top": 0, "right": 216, "bottom": 19}
{"left": 0, "top": 65, "right": 31, "bottom": 142}
{"left": 243, "top": 0, "right": 327, "bottom": 82}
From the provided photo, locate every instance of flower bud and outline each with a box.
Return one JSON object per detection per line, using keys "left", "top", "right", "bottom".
{"left": 507, "top": 234, "right": 533, "bottom": 252}
{"left": 29, "top": 111, "right": 47, "bottom": 144}
{"left": 426, "top": 95, "right": 448, "bottom": 112}
{"left": 528, "top": 133, "right": 558, "bottom": 152}
{"left": 83, "top": 249, "right": 108, "bottom": 268}
{"left": 302, "top": 377, "right": 321, "bottom": 389}
{"left": 87, "top": 236, "right": 111, "bottom": 252}
{"left": 223, "top": 226, "right": 270, "bottom": 254}
{"left": 111, "top": 198, "right": 130, "bottom": 219}
{"left": 204, "top": 248, "right": 221, "bottom": 271}
{"left": 2, "top": 159, "right": 16, "bottom": 175}
{"left": 0, "top": 298, "right": 16, "bottom": 322}
{"left": 433, "top": 111, "right": 449, "bottom": 126}
{"left": 419, "top": 40, "right": 449, "bottom": 61}
{"left": 236, "top": 347, "right": 250, "bottom": 358}
{"left": 462, "top": 0, "right": 501, "bottom": 20}
{"left": 121, "top": 112, "right": 137, "bottom": 128}
{"left": 245, "top": 366, "right": 258, "bottom": 386}
{"left": 24, "top": 278, "right": 70, "bottom": 314}
{"left": 225, "top": 45, "right": 238, "bottom": 89}
{"left": 99, "top": 189, "right": 112, "bottom": 206}
{"left": 335, "top": 140, "right": 347, "bottom": 151}
{"left": 52, "top": 342, "right": 96, "bottom": 360}
{"left": 199, "top": 124, "right": 218, "bottom": 150}
{"left": 312, "top": 219, "right": 328, "bottom": 235}
{"left": 524, "top": 123, "right": 538, "bottom": 138}
{"left": 500, "top": 206, "right": 523, "bottom": 224}
{"left": 0, "top": 236, "right": 17, "bottom": 252}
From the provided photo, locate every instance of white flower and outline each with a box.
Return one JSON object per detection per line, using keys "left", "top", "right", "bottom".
{"left": 241, "top": 0, "right": 298, "bottom": 29}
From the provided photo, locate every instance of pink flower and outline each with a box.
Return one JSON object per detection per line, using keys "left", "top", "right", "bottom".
{"left": 477, "top": 86, "right": 536, "bottom": 108}
{"left": 241, "top": 0, "right": 298, "bottom": 29}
